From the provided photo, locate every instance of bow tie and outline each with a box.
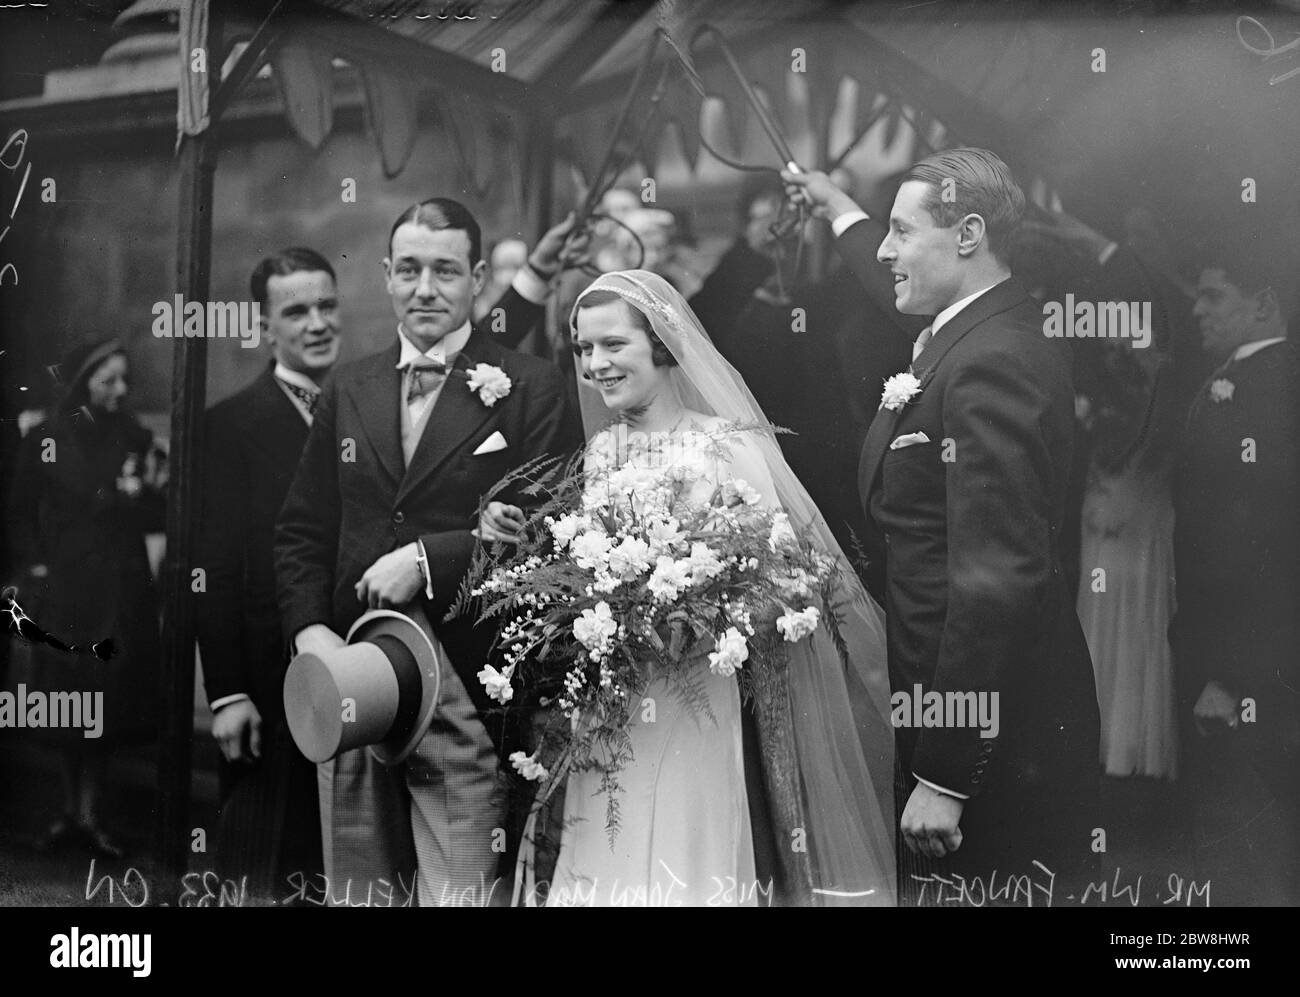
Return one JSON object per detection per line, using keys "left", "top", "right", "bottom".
{"left": 278, "top": 379, "right": 320, "bottom": 415}
{"left": 405, "top": 356, "right": 449, "bottom": 404}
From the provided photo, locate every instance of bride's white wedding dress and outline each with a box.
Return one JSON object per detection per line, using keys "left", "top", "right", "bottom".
{"left": 546, "top": 421, "right": 778, "bottom": 907}
{"left": 536, "top": 268, "right": 895, "bottom": 908}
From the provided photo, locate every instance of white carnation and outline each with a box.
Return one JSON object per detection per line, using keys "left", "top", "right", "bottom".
{"left": 570, "top": 530, "right": 613, "bottom": 571}
{"left": 466, "top": 363, "right": 512, "bottom": 406}
{"left": 573, "top": 601, "right": 617, "bottom": 653}
{"left": 685, "top": 541, "right": 724, "bottom": 585}
{"left": 776, "top": 606, "right": 820, "bottom": 643}
{"left": 608, "top": 536, "right": 652, "bottom": 579}
{"left": 477, "top": 663, "right": 516, "bottom": 704}
{"left": 768, "top": 512, "right": 797, "bottom": 552}
{"left": 647, "top": 555, "right": 693, "bottom": 602}
{"left": 509, "top": 750, "right": 548, "bottom": 782}
{"left": 707, "top": 627, "right": 749, "bottom": 677}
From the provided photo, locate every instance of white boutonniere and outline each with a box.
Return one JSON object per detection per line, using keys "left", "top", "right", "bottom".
{"left": 880, "top": 371, "right": 922, "bottom": 411}
{"left": 1209, "top": 378, "right": 1235, "bottom": 404}
{"left": 466, "top": 363, "right": 512, "bottom": 406}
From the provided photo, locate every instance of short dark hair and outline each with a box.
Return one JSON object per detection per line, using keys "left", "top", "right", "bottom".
{"left": 573, "top": 290, "right": 678, "bottom": 367}
{"left": 737, "top": 173, "right": 786, "bottom": 223}
{"left": 902, "top": 147, "right": 1025, "bottom": 266}
{"left": 388, "top": 197, "right": 482, "bottom": 266}
{"left": 250, "top": 247, "right": 336, "bottom": 309}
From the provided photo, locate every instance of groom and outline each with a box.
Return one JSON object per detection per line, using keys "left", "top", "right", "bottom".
{"left": 275, "top": 197, "right": 582, "bottom": 905}
{"left": 787, "top": 149, "right": 1100, "bottom": 904}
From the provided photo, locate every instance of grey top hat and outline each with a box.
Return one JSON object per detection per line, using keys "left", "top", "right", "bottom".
{"left": 283, "top": 607, "right": 441, "bottom": 766}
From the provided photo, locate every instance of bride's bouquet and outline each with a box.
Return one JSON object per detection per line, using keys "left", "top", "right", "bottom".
{"left": 451, "top": 422, "right": 856, "bottom": 836}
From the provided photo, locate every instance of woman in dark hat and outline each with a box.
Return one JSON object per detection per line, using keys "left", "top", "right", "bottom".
{"left": 7, "top": 337, "right": 166, "bottom": 857}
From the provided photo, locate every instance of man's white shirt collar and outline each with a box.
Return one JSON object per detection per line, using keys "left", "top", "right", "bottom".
{"left": 1232, "top": 336, "right": 1286, "bottom": 363}
{"left": 931, "top": 282, "right": 1001, "bottom": 337}
{"left": 396, "top": 320, "right": 472, "bottom": 369}
{"left": 274, "top": 362, "right": 320, "bottom": 392}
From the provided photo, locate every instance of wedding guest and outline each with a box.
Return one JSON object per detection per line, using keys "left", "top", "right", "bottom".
{"left": 474, "top": 238, "right": 528, "bottom": 323}
{"left": 1018, "top": 209, "right": 1193, "bottom": 782}
{"left": 1173, "top": 249, "right": 1299, "bottom": 905}
{"left": 195, "top": 247, "right": 341, "bottom": 901}
{"left": 6, "top": 337, "right": 166, "bottom": 858}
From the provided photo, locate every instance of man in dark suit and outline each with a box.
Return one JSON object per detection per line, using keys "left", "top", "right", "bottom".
{"left": 786, "top": 149, "right": 1100, "bottom": 905}
{"left": 274, "top": 198, "right": 582, "bottom": 907}
{"left": 1173, "top": 256, "right": 1299, "bottom": 905}
{"left": 197, "top": 247, "right": 341, "bottom": 901}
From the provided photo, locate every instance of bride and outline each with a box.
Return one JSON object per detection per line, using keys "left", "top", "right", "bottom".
{"left": 478, "top": 270, "right": 896, "bottom": 906}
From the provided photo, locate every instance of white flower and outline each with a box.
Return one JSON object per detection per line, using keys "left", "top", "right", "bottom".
{"left": 570, "top": 530, "right": 613, "bottom": 571}
{"left": 477, "top": 663, "right": 516, "bottom": 704}
{"left": 547, "top": 512, "right": 589, "bottom": 550}
{"left": 775, "top": 568, "right": 816, "bottom": 600}
{"left": 880, "top": 371, "right": 922, "bottom": 411}
{"left": 647, "top": 555, "right": 693, "bottom": 602}
{"left": 573, "top": 601, "right": 617, "bottom": 653}
{"left": 644, "top": 517, "right": 685, "bottom": 553}
{"left": 608, "top": 536, "right": 652, "bottom": 578}
{"left": 685, "top": 541, "right": 724, "bottom": 585}
{"left": 509, "top": 750, "right": 548, "bottom": 782}
{"left": 592, "top": 571, "right": 621, "bottom": 594}
{"left": 776, "top": 606, "right": 820, "bottom": 643}
{"left": 768, "top": 512, "right": 796, "bottom": 552}
{"left": 1209, "top": 378, "right": 1235, "bottom": 403}
{"left": 721, "top": 478, "right": 762, "bottom": 507}
{"left": 707, "top": 627, "right": 749, "bottom": 677}
{"left": 466, "top": 363, "right": 512, "bottom": 406}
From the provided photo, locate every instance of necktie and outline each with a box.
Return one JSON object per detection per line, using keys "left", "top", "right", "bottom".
{"left": 405, "top": 356, "right": 448, "bottom": 405}
{"left": 279, "top": 379, "right": 320, "bottom": 415}
{"left": 911, "top": 325, "right": 934, "bottom": 365}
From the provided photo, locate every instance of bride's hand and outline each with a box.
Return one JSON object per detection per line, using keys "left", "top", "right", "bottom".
{"left": 474, "top": 501, "right": 525, "bottom": 544}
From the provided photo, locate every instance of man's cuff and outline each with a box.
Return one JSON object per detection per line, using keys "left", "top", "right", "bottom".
{"left": 512, "top": 265, "right": 551, "bottom": 304}
{"left": 1097, "top": 241, "right": 1120, "bottom": 266}
{"left": 914, "top": 774, "right": 970, "bottom": 801}
{"left": 831, "top": 210, "right": 871, "bottom": 239}
{"left": 416, "top": 538, "right": 435, "bottom": 601}
{"left": 210, "top": 693, "right": 250, "bottom": 714}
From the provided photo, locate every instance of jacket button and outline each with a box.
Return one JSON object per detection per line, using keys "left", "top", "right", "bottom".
{"left": 981, "top": 743, "right": 994, "bottom": 754}
{"left": 971, "top": 774, "right": 982, "bottom": 785}
{"left": 393, "top": 511, "right": 405, "bottom": 525}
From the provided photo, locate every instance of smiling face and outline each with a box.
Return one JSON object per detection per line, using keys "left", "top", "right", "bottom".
{"left": 877, "top": 180, "right": 966, "bottom": 316}
{"left": 385, "top": 223, "right": 487, "bottom": 351}
{"left": 263, "top": 269, "right": 340, "bottom": 378}
{"left": 573, "top": 298, "right": 673, "bottom": 413}
{"left": 85, "top": 353, "right": 129, "bottom": 413}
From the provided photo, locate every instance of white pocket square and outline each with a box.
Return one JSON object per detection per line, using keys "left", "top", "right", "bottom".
{"left": 472, "top": 431, "right": 508, "bottom": 456}
{"left": 889, "top": 431, "right": 931, "bottom": 450}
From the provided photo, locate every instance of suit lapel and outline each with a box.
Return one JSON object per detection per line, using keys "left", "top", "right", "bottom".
{"left": 859, "top": 278, "right": 1031, "bottom": 503}
{"left": 251, "top": 367, "right": 309, "bottom": 434}
{"left": 345, "top": 344, "right": 406, "bottom": 488}
{"left": 396, "top": 327, "right": 501, "bottom": 505}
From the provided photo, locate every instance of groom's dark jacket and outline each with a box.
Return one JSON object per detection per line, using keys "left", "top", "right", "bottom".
{"left": 841, "top": 222, "right": 1100, "bottom": 885}
{"left": 274, "top": 325, "right": 582, "bottom": 751}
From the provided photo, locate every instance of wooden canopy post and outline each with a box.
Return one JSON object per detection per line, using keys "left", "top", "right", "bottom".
{"left": 152, "top": 0, "right": 221, "bottom": 881}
